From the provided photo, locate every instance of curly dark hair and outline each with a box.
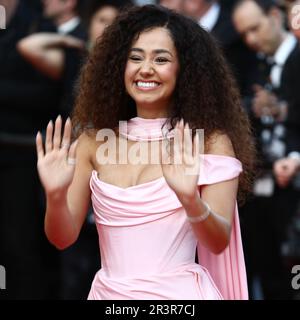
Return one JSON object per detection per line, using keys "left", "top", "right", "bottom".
{"left": 72, "top": 4, "right": 256, "bottom": 203}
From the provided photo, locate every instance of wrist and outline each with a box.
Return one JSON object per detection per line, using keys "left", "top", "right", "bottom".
{"left": 186, "top": 199, "right": 211, "bottom": 223}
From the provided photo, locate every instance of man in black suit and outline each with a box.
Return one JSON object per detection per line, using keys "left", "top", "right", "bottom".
{"left": 182, "top": 0, "right": 259, "bottom": 96}
{"left": 42, "top": 0, "right": 86, "bottom": 40}
{"left": 17, "top": 0, "right": 88, "bottom": 118}
{"left": 42, "top": 0, "right": 87, "bottom": 116}
{"left": 233, "top": 0, "right": 300, "bottom": 299}
{"left": 273, "top": 0, "right": 300, "bottom": 188}
{"left": 0, "top": 0, "right": 62, "bottom": 299}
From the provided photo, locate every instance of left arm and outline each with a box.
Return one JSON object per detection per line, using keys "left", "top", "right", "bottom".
{"left": 180, "top": 176, "right": 238, "bottom": 255}
{"left": 161, "top": 120, "right": 238, "bottom": 254}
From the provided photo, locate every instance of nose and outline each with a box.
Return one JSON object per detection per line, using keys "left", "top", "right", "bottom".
{"left": 246, "top": 32, "right": 258, "bottom": 49}
{"left": 139, "top": 60, "right": 155, "bottom": 77}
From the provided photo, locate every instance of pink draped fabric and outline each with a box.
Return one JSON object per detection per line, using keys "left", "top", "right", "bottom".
{"left": 87, "top": 153, "right": 248, "bottom": 300}
{"left": 197, "top": 155, "right": 248, "bottom": 300}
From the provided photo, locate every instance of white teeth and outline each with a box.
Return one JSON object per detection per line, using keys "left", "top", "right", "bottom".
{"left": 136, "top": 81, "right": 159, "bottom": 88}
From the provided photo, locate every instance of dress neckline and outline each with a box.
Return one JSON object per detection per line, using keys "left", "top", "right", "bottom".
{"left": 91, "top": 170, "right": 166, "bottom": 191}
{"left": 90, "top": 154, "right": 242, "bottom": 191}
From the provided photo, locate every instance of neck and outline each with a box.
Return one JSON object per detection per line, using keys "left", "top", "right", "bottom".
{"left": 195, "top": 1, "right": 214, "bottom": 20}
{"left": 135, "top": 103, "right": 170, "bottom": 119}
{"left": 136, "top": 111, "right": 168, "bottom": 119}
{"left": 55, "top": 12, "right": 76, "bottom": 27}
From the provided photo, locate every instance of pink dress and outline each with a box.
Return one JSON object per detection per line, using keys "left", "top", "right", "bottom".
{"left": 87, "top": 153, "right": 248, "bottom": 300}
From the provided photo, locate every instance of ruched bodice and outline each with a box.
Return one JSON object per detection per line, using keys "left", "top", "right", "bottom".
{"left": 87, "top": 154, "right": 248, "bottom": 300}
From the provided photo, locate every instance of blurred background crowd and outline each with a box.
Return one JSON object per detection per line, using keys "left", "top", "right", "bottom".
{"left": 1, "top": 0, "right": 300, "bottom": 300}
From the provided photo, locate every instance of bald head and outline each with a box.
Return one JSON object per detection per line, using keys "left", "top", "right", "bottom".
{"left": 233, "top": 0, "right": 285, "bottom": 55}
{"left": 234, "top": 0, "right": 277, "bottom": 14}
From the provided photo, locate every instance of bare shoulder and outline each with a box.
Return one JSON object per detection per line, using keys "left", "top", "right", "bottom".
{"left": 206, "top": 132, "right": 235, "bottom": 157}
{"left": 77, "top": 130, "right": 96, "bottom": 143}
{"left": 75, "top": 130, "right": 98, "bottom": 167}
{"left": 77, "top": 129, "right": 113, "bottom": 172}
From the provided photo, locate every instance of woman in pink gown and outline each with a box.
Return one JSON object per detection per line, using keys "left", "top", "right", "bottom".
{"left": 36, "top": 5, "right": 256, "bottom": 300}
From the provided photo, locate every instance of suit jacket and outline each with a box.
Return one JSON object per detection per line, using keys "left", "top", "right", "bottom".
{"left": 211, "top": 3, "right": 259, "bottom": 96}
{"left": 60, "top": 22, "right": 87, "bottom": 117}
{"left": 246, "top": 42, "right": 300, "bottom": 167}
{"left": 277, "top": 43, "right": 300, "bottom": 154}
{"left": 68, "top": 22, "right": 88, "bottom": 42}
{"left": 0, "top": 1, "right": 61, "bottom": 136}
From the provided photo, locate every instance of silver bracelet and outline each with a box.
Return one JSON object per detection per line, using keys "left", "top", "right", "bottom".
{"left": 186, "top": 200, "right": 211, "bottom": 223}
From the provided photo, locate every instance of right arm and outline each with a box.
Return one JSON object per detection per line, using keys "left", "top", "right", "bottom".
{"left": 36, "top": 116, "right": 93, "bottom": 249}
{"left": 17, "top": 33, "right": 85, "bottom": 80}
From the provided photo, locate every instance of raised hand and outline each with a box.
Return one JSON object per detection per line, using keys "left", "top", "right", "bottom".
{"left": 36, "top": 116, "right": 78, "bottom": 195}
{"left": 273, "top": 157, "right": 300, "bottom": 188}
{"left": 161, "top": 119, "right": 200, "bottom": 203}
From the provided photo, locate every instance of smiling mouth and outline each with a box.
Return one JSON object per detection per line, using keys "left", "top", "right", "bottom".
{"left": 134, "top": 81, "right": 161, "bottom": 90}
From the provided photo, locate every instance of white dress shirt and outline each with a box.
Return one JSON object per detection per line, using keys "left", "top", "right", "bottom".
{"left": 58, "top": 16, "right": 81, "bottom": 35}
{"left": 198, "top": 2, "right": 220, "bottom": 32}
{"left": 270, "top": 33, "right": 297, "bottom": 88}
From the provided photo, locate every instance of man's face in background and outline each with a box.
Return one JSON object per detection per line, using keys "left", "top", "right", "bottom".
{"left": 233, "top": 0, "right": 283, "bottom": 56}
{"left": 182, "top": 0, "right": 213, "bottom": 20}
{"left": 160, "top": 0, "right": 184, "bottom": 13}
{"left": 42, "top": 0, "right": 68, "bottom": 19}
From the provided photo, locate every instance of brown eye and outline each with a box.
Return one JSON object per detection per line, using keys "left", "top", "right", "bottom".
{"left": 155, "top": 57, "right": 169, "bottom": 63}
{"left": 129, "top": 56, "right": 142, "bottom": 61}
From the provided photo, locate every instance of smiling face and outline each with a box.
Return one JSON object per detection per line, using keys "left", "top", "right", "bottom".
{"left": 124, "top": 27, "right": 180, "bottom": 118}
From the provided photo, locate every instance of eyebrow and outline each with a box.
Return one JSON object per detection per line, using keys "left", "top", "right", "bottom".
{"left": 130, "top": 48, "right": 174, "bottom": 57}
